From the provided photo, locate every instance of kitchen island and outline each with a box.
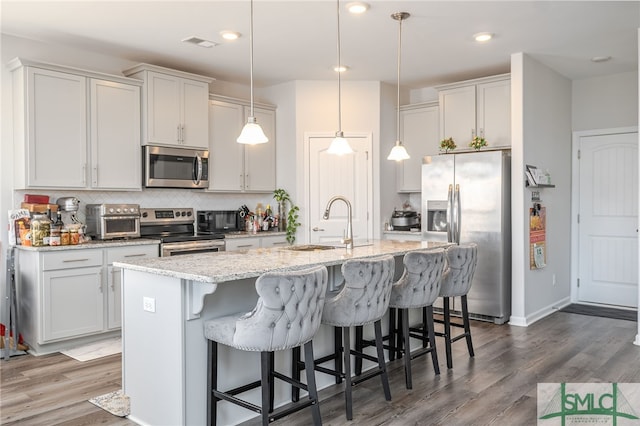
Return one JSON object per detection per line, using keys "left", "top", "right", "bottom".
{"left": 116, "top": 240, "right": 448, "bottom": 426}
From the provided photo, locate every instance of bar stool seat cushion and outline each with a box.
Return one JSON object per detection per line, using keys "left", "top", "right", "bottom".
{"left": 204, "top": 266, "right": 328, "bottom": 352}
{"left": 389, "top": 248, "right": 445, "bottom": 309}
{"left": 440, "top": 244, "right": 478, "bottom": 298}
{"left": 321, "top": 255, "right": 395, "bottom": 327}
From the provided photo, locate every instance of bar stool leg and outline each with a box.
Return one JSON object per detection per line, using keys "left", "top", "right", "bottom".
{"left": 207, "top": 340, "right": 218, "bottom": 426}
{"left": 422, "top": 306, "right": 428, "bottom": 348}
{"left": 443, "top": 296, "right": 453, "bottom": 369}
{"left": 388, "top": 308, "right": 397, "bottom": 360}
{"left": 461, "top": 295, "right": 475, "bottom": 357}
{"left": 303, "top": 341, "right": 322, "bottom": 426}
{"left": 342, "top": 326, "right": 353, "bottom": 420}
{"left": 425, "top": 305, "right": 440, "bottom": 375}
{"left": 355, "top": 326, "right": 363, "bottom": 375}
{"left": 401, "top": 308, "right": 412, "bottom": 389}
{"left": 334, "top": 326, "right": 343, "bottom": 384}
{"left": 260, "top": 352, "right": 271, "bottom": 426}
{"left": 291, "top": 346, "right": 301, "bottom": 402}
{"left": 374, "top": 320, "right": 391, "bottom": 400}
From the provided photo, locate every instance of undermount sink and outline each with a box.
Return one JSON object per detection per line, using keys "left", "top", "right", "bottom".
{"left": 283, "top": 244, "right": 337, "bottom": 252}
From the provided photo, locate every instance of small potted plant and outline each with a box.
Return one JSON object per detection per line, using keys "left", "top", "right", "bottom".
{"left": 440, "top": 137, "right": 457, "bottom": 153}
{"left": 469, "top": 136, "right": 488, "bottom": 151}
{"left": 273, "top": 188, "right": 300, "bottom": 245}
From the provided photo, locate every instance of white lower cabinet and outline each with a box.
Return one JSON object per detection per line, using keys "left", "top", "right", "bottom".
{"left": 42, "top": 250, "right": 104, "bottom": 341}
{"left": 17, "top": 243, "right": 159, "bottom": 354}
{"left": 106, "top": 245, "right": 159, "bottom": 329}
{"left": 225, "top": 234, "right": 287, "bottom": 251}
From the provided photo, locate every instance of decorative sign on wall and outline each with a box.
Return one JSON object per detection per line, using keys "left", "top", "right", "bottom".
{"left": 529, "top": 203, "right": 546, "bottom": 269}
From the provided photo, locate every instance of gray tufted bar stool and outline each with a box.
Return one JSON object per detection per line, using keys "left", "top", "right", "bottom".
{"left": 293, "top": 254, "right": 395, "bottom": 421}
{"left": 204, "top": 265, "right": 328, "bottom": 426}
{"left": 436, "top": 243, "right": 478, "bottom": 369}
{"left": 387, "top": 248, "right": 446, "bottom": 389}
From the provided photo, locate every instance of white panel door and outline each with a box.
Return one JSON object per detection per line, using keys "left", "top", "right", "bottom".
{"left": 308, "top": 135, "right": 372, "bottom": 244}
{"left": 146, "top": 71, "right": 181, "bottom": 145}
{"left": 209, "top": 100, "right": 244, "bottom": 191}
{"left": 244, "top": 106, "right": 276, "bottom": 192}
{"left": 578, "top": 131, "right": 638, "bottom": 307}
{"left": 181, "top": 79, "right": 209, "bottom": 149}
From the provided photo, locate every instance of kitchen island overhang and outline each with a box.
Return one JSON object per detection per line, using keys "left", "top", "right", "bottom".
{"left": 116, "top": 240, "right": 449, "bottom": 426}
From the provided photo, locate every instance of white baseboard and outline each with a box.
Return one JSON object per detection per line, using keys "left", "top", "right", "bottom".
{"left": 508, "top": 297, "right": 571, "bottom": 327}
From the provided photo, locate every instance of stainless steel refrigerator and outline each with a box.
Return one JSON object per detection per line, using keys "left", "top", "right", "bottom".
{"left": 422, "top": 149, "right": 511, "bottom": 324}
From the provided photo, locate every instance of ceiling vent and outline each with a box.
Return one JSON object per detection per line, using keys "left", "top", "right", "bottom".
{"left": 181, "top": 36, "right": 218, "bottom": 48}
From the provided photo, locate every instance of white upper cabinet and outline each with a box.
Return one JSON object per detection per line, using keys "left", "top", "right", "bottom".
{"left": 90, "top": 79, "right": 141, "bottom": 190}
{"left": 9, "top": 58, "right": 143, "bottom": 190}
{"left": 208, "top": 96, "right": 276, "bottom": 192}
{"left": 124, "top": 64, "right": 213, "bottom": 149}
{"left": 437, "top": 74, "right": 510, "bottom": 149}
{"left": 397, "top": 102, "right": 439, "bottom": 193}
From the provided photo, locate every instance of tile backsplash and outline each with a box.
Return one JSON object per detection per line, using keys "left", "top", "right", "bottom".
{"left": 14, "top": 189, "right": 274, "bottom": 222}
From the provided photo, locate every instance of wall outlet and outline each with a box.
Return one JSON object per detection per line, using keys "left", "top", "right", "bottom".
{"left": 552, "top": 274, "right": 557, "bottom": 286}
{"left": 143, "top": 297, "right": 156, "bottom": 313}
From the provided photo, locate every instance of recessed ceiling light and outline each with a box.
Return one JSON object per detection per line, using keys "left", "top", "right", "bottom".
{"left": 473, "top": 32, "right": 493, "bottom": 42}
{"left": 333, "top": 65, "right": 350, "bottom": 73}
{"left": 182, "top": 36, "right": 218, "bottom": 48}
{"left": 346, "top": 2, "right": 369, "bottom": 14}
{"left": 591, "top": 56, "right": 612, "bottom": 63}
{"left": 220, "top": 31, "right": 241, "bottom": 41}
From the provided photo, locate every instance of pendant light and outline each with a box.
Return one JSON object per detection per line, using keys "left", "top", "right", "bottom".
{"left": 327, "top": 0, "right": 354, "bottom": 155}
{"left": 237, "top": 0, "right": 268, "bottom": 145}
{"left": 387, "top": 12, "right": 410, "bottom": 161}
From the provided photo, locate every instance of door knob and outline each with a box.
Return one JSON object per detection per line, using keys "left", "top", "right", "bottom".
{"left": 312, "top": 227, "right": 325, "bottom": 232}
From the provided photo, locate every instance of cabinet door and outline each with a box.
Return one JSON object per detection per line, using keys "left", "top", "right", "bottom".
{"left": 209, "top": 100, "right": 244, "bottom": 191}
{"left": 90, "top": 79, "right": 141, "bottom": 189}
{"left": 438, "top": 85, "right": 476, "bottom": 147}
{"left": 260, "top": 235, "right": 288, "bottom": 248}
{"left": 225, "top": 238, "right": 260, "bottom": 251}
{"left": 42, "top": 266, "right": 104, "bottom": 342}
{"left": 476, "top": 79, "right": 511, "bottom": 147}
{"left": 146, "top": 71, "right": 181, "bottom": 146}
{"left": 397, "top": 105, "right": 439, "bottom": 192}
{"left": 181, "top": 79, "right": 210, "bottom": 149}
{"left": 106, "top": 245, "right": 159, "bottom": 329}
{"left": 27, "top": 67, "right": 87, "bottom": 188}
{"left": 243, "top": 107, "right": 276, "bottom": 192}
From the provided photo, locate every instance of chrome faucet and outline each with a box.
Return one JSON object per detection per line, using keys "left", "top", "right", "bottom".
{"left": 323, "top": 195, "right": 353, "bottom": 249}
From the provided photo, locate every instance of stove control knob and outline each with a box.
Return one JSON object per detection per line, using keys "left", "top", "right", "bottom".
{"left": 186, "top": 211, "right": 192, "bottom": 217}
{"left": 180, "top": 211, "right": 186, "bottom": 217}
{"left": 142, "top": 211, "right": 148, "bottom": 218}
{"left": 116, "top": 208, "right": 122, "bottom": 213}
{"left": 109, "top": 208, "right": 115, "bottom": 214}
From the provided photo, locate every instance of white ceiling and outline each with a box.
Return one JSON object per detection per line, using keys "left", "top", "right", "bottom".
{"left": 1, "top": 1, "right": 638, "bottom": 89}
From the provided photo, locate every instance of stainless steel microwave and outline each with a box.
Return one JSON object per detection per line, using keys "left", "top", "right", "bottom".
{"left": 197, "top": 210, "right": 241, "bottom": 233}
{"left": 143, "top": 145, "right": 209, "bottom": 189}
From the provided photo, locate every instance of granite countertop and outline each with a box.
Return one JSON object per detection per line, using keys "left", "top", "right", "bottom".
{"left": 14, "top": 238, "right": 160, "bottom": 251}
{"left": 114, "top": 240, "right": 450, "bottom": 283}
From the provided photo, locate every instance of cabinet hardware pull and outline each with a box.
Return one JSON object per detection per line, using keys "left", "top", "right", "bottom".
{"left": 237, "top": 244, "right": 253, "bottom": 248}
{"left": 92, "top": 166, "right": 98, "bottom": 186}
{"left": 63, "top": 258, "right": 90, "bottom": 263}
{"left": 177, "top": 125, "right": 181, "bottom": 142}
{"left": 272, "top": 242, "right": 288, "bottom": 246}
{"left": 312, "top": 227, "right": 325, "bottom": 232}
{"left": 124, "top": 253, "right": 147, "bottom": 258}
{"left": 181, "top": 125, "right": 185, "bottom": 143}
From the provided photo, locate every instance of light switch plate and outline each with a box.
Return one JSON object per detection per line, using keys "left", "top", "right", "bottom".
{"left": 143, "top": 297, "right": 156, "bottom": 313}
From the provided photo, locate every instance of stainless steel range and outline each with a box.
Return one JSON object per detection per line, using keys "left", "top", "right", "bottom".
{"left": 140, "top": 208, "right": 225, "bottom": 257}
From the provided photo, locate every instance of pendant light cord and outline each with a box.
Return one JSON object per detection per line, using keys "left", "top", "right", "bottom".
{"left": 337, "top": 0, "right": 342, "bottom": 133}
{"left": 396, "top": 15, "right": 402, "bottom": 143}
{"left": 249, "top": 0, "right": 255, "bottom": 118}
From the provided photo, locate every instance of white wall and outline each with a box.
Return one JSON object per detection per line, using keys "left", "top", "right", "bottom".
{"left": 510, "top": 53, "right": 573, "bottom": 326}
{"left": 572, "top": 71, "right": 638, "bottom": 132}
{"left": 281, "top": 80, "right": 387, "bottom": 242}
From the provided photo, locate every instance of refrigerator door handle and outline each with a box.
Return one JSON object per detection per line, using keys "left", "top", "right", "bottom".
{"left": 447, "top": 184, "right": 454, "bottom": 242}
{"left": 454, "top": 184, "right": 461, "bottom": 244}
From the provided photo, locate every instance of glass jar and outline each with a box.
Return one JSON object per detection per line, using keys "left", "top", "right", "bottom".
{"left": 60, "top": 229, "right": 70, "bottom": 246}
{"left": 70, "top": 229, "right": 80, "bottom": 245}
{"left": 49, "top": 228, "right": 61, "bottom": 246}
{"left": 30, "top": 213, "right": 50, "bottom": 247}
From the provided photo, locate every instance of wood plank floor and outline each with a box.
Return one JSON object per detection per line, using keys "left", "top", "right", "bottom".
{"left": 1, "top": 311, "right": 639, "bottom": 425}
